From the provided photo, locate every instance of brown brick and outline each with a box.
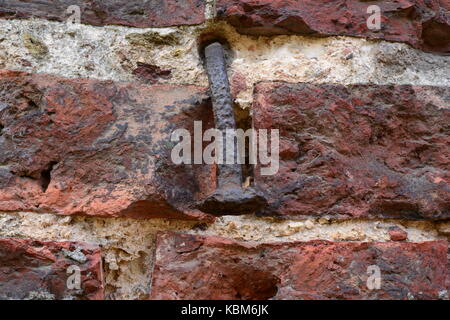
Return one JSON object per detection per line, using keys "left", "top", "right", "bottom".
{"left": 0, "top": 70, "right": 215, "bottom": 220}
{"left": 253, "top": 82, "right": 449, "bottom": 220}
{"left": 150, "top": 232, "right": 448, "bottom": 300}
{"left": 0, "top": 238, "right": 103, "bottom": 300}
{"left": 217, "top": 0, "right": 450, "bottom": 54}
{"left": 0, "top": 0, "right": 205, "bottom": 28}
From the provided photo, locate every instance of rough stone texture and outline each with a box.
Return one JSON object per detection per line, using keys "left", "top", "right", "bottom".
{"left": 216, "top": 0, "right": 450, "bottom": 54}
{"left": 1, "top": 213, "right": 446, "bottom": 300}
{"left": 0, "top": 5, "right": 448, "bottom": 301}
{"left": 388, "top": 226, "right": 408, "bottom": 241}
{"left": 0, "top": 0, "right": 205, "bottom": 28}
{"left": 253, "top": 82, "right": 449, "bottom": 220}
{"left": 0, "top": 70, "right": 215, "bottom": 220}
{"left": 1, "top": 19, "right": 449, "bottom": 108}
{"left": 0, "top": 238, "right": 103, "bottom": 300}
{"left": 0, "top": 213, "right": 200, "bottom": 300}
{"left": 437, "top": 221, "right": 450, "bottom": 235}
{"left": 150, "top": 232, "right": 448, "bottom": 300}
{"left": 199, "top": 215, "right": 446, "bottom": 243}
{"left": 132, "top": 62, "right": 171, "bottom": 85}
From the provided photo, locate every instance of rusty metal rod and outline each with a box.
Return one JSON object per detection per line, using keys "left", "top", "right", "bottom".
{"left": 204, "top": 42, "right": 242, "bottom": 189}
{"left": 198, "top": 42, "right": 266, "bottom": 216}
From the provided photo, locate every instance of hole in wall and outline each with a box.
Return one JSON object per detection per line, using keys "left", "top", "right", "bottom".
{"left": 127, "top": 9, "right": 145, "bottom": 16}
{"left": 0, "top": 123, "right": 3, "bottom": 136}
{"left": 39, "top": 161, "right": 57, "bottom": 192}
{"left": 197, "top": 32, "right": 234, "bottom": 65}
{"left": 225, "top": 266, "right": 280, "bottom": 300}
{"left": 27, "top": 99, "right": 39, "bottom": 110}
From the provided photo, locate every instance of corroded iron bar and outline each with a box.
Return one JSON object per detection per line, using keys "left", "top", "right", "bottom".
{"left": 198, "top": 41, "right": 267, "bottom": 216}
{"left": 204, "top": 42, "right": 242, "bottom": 188}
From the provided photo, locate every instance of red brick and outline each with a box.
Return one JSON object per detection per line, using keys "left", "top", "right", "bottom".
{"left": 217, "top": 0, "right": 450, "bottom": 54}
{"left": 132, "top": 62, "right": 172, "bottom": 85}
{"left": 0, "top": 70, "right": 215, "bottom": 221}
{"left": 150, "top": 232, "right": 448, "bottom": 300}
{"left": 389, "top": 226, "right": 408, "bottom": 241}
{"left": 0, "top": 0, "right": 205, "bottom": 28}
{"left": 253, "top": 82, "right": 449, "bottom": 220}
{"left": 0, "top": 238, "right": 103, "bottom": 300}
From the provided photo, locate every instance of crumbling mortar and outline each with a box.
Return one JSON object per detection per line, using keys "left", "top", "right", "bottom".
{"left": 0, "top": 19, "right": 448, "bottom": 112}
{"left": 0, "top": 15, "right": 449, "bottom": 300}
{"left": 0, "top": 211, "right": 447, "bottom": 299}
{"left": 205, "top": 0, "right": 217, "bottom": 20}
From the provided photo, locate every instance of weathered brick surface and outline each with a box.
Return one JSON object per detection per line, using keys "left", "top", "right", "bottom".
{"left": 0, "top": 0, "right": 205, "bottom": 27}
{"left": 150, "top": 232, "right": 448, "bottom": 300}
{"left": 253, "top": 82, "right": 449, "bottom": 220}
{"left": 0, "top": 70, "right": 215, "bottom": 220}
{"left": 217, "top": 0, "right": 450, "bottom": 54}
{"left": 0, "top": 238, "right": 103, "bottom": 300}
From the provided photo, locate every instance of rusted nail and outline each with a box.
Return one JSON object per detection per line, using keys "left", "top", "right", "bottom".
{"left": 197, "top": 42, "right": 267, "bottom": 215}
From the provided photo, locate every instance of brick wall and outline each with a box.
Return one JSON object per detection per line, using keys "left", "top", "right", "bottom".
{"left": 0, "top": 0, "right": 449, "bottom": 300}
